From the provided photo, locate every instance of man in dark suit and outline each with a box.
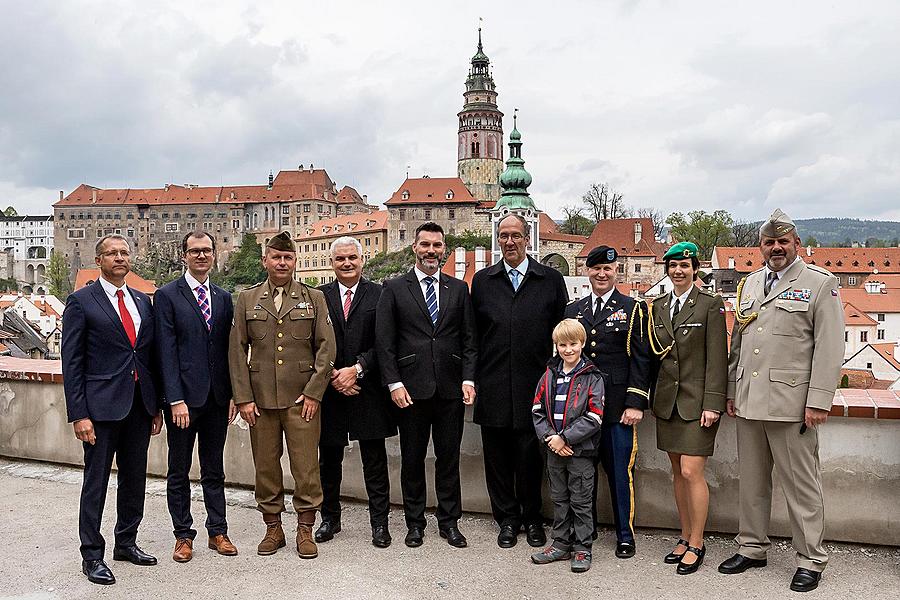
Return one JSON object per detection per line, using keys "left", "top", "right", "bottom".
{"left": 471, "top": 214, "right": 568, "bottom": 548}
{"left": 62, "top": 234, "right": 164, "bottom": 585}
{"left": 565, "top": 245, "right": 651, "bottom": 559}
{"left": 375, "top": 221, "right": 477, "bottom": 549}
{"left": 315, "top": 236, "right": 397, "bottom": 548}
{"left": 155, "top": 231, "right": 238, "bottom": 563}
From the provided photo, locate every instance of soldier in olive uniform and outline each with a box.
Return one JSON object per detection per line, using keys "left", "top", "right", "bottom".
{"left": 229, "top": 232, "right": 336, "bottom": 560}
{"left": 718, "top": 210, "right": 844, "bottom": 593}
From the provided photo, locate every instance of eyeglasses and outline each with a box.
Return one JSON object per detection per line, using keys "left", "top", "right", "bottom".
{"left": 498, "top": 233, "right": 525, "bottom": 241}
{"left": 186, "top": 248, "right": 214, "bottom": 257}
{"left": 99, "top": 250, "right": 130, "bottom": 258}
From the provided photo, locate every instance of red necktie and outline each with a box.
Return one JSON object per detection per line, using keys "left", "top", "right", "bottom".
{"left": 116, "top": 290, "right": 138, "bottom": 381}
{"left": 343, "top": 289, "right": 352, "bottom": 320}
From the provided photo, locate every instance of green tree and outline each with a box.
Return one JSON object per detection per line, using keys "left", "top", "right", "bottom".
{"left": 131, "top": 242, "right": 182, "bottom": 287}
{"left": 303, "top": 277, "right": 320, "bottom": 287}
{"left": 666, "top": 210, "right": 735, "bottom": 260}
{"left": 0, "top": 277, "right": 17, "bottom": 292}
{"left": 803, "top": 235, "right": 819, "bottom": 248}
{"left": 221, "top": 234, "right": 266, "bottom": 291}
{"left": 364, "top": 247, "right": 415, "bottom": 283}
{"left": 445, "top": 229, "right": 491, "bottom": 250}
{"left": 559, "top": 206, "right": 594, "bottom": 236}
{"left": 45, "top": 250, "right": 73, "bottom": 299}
{"left": 3, "top": 206, "right": 18, "bottom": 217}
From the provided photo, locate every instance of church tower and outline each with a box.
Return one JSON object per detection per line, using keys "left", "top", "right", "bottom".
{"left": 492, "top": 111, "right": 539, "bottom": 264}
{"left": 457, "top": 28, "right": 504, "bottom": 204}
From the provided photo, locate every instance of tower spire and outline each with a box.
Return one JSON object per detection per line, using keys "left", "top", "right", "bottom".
{"left": 496, "top": 110, "right": 535, "bottom": 210}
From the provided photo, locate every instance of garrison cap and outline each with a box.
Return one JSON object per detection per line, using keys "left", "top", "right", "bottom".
{"left": 586, "top": 245, "right": 618, "bottom": 267}
{"left": 663, "top": 241, "right": 699, "bottom": 261}
{"left": 266, "top": 231, "right": 296, "bottom": 253}
{"left": 759, "top": 208, "right": 797, "bottom": 238}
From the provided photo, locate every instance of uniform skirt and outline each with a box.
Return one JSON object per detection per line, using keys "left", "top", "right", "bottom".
{"left": 656, "top": 410, "right": 719, "bottom": 456}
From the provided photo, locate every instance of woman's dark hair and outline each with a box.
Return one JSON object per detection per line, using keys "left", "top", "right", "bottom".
{"left": 666, "top": 256, "right": 701, "bottom": 280}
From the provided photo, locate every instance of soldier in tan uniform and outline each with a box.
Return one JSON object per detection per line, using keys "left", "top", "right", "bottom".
{"left": 718, "top": 209, "right": 844, "bottom": 593}
{"left": 229, "top": 232, "right": 336, "bottom": 559}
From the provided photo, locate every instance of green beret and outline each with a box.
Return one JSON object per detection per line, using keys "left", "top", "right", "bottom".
{"left": 663, "top": 242, "right": 699, "bottom": 261}
{"left": 266, "top": 231, "right": 296, "bottom": 253}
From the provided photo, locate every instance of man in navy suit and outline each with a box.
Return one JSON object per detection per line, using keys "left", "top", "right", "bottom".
{"left": 155, "top": 231, "right": 238, "bottom": 563}
{"left": 62, "top": 234, "right": 163, "bottom": 585}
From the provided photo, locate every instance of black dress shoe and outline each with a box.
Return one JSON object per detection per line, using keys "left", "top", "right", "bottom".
{"left": 664, "top": 538, "right": 690, "bottom": 564}
{"left": 615, "top": 541, "right": 636, "bottom": 559}
{"left": 314, "top": 520, "right": 341, "bottom": 543}
{"left": 112, "top": 545, "right": 157, "bottom": 566}
{"left": 372, "top": 525, "right": 392, "bottom": 548}
{"left": 676, "top": 545, "right": 705, "bottom": 575}
{"left": 82, "top": 559, "right": 115, "bottom": 585}
{"left": 439, "top": 526, "right": 468, "bottom": 548}
{"left": 718, "top": 553, "right": 767, "bottom": 574}
{"left": 790, "top": 568, "right": 821, "bottom": 592}
{"left": 497, "top": 524, "right": 518, "bottom": 548}
{"left": 404, "top": 527, "right": 424, "bottom": 548}
{"left": 525, "top": 523, "right": 546, "bottom": 547}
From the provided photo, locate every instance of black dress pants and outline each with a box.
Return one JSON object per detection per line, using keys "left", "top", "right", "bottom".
{"left": 397, "top": 395, "right": 464, "bottom": 530}
{"left": 165, "top": 397, "right": 229, "bottom": 540}
{"left": 79, "top": 392, "right": 153, "bottom": 560}
{"left": 319, "top": 439, "right": 391, "bottom": 528}
{"left": 480, "top": 425, "right": 545, "bottom": 529}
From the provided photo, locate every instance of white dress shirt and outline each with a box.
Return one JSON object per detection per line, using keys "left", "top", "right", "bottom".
{"left": 590, "top": 287, "right": 615, "bottom": 316}
{"left": 185, "top": 271, "right": 212, "bottom": 319}
{"left": 98, "top": 275, "right": 141, "bottom": 336}
{"left": 503, "top": 256, "right": 529, "bottom": 285}
{"left": 670, "top": 287, "right": 692, "bottom": 320}
{"left": 338, "top": 280, "right": 360, "bottom": 307}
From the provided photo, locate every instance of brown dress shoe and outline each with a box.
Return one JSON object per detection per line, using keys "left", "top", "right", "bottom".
{"left": 296, "top": 511, "right": 318, "bottom": 559}
{"left": 173, "top": 538, "right": 193, "bottom": 563}
{"left": 208, "top": 534, "right": 238, "bottom": 556}
{"left": 257, "top": 514, "right": 286, "bottom": 556}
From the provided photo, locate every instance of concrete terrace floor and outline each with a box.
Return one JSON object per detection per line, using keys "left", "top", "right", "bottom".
{"left": 0, "top": 459, "right": 896, "bottom": 600}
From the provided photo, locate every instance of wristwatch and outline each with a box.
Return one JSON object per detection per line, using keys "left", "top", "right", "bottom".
{"left": 354, "top": 363, "right": 364, "bottom": 379}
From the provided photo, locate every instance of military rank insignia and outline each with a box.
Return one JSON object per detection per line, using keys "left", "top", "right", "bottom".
{"left": 609, "top": 309, "right": 628, "bottom": 322}
{"left": 777, "top": 288, "right": 811, "bottom": 302}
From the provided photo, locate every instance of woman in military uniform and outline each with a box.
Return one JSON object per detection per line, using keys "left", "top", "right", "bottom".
{"left": 647, "top": 242, "right": 727, "bottom": 575}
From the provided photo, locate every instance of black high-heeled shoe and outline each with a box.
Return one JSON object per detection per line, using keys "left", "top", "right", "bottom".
{"left": 676, "top": 545, "right": 705, "bottom": 575}
{"left": 663, "top": 538, "right": 689, "bottom": 564}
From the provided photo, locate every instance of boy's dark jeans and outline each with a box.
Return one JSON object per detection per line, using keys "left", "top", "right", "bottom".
{"left": 547, "top": 452, "right": 595, "bottom": 552}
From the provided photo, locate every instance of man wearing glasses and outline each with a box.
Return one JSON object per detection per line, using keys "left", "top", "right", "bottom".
{"left": 155, "top": 231, "right": 238, "bottom": 563}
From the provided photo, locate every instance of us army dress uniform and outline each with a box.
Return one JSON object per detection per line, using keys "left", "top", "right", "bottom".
{"left": 725, "top": 210, "right": 843, "bottom": 577}
{"left": 564, "top": 246, "right": 651, "bottom": 553}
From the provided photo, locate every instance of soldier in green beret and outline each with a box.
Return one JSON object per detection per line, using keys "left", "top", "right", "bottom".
{"left": 647, "top": 241, "right": 727, "bottom": 574}
{"left": 229, "top": 231, "right": 336, "bottom": 560}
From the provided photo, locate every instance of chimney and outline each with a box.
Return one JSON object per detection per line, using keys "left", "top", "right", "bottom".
{"left": 806, "top": 246, "right": 812, "bottom": 257}
{"left": 91, "top": 189, "right": 97, "bottom": 204}
{"left": 728, "top": 257, "right": 735, "bottom": 269}
{"left": 309, "top": 163, "right": 314, "bottom": 171}
{"left": 267, "top": 170, "right": 274, "bottom": 190}
{"left": 299, "top": 164, "right": 304, "bottom": 170}
{"left": 634, "top": 222, "right": 642, "bottom": 245}
{"left": 363, "top": 194, "right": 368, "bottom": 203}
{"left": 474, "top": 246, "right": 487, "bottom": 272}
{"left": 59, "top": 190, "right": 64, "bottom": 201}
{"left": 455, "top": 247, "right": 466, "bottom": 280}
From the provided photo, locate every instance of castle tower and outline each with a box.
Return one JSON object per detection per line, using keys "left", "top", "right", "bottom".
{"left": 492, "top": 111, "right": 539, "bottom": 264}
{"left": 457, "top": 28, "right": 504, "bottom": 204}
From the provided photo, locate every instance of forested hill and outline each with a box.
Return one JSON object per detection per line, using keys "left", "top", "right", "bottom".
{"left": 793, "top": 218, "right": 900, "bottom": 246}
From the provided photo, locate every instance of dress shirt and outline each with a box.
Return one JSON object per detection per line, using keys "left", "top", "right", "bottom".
{"left": 185, "top": 271, "right": 212, "bottom": 319}
{"left": 338, "top": 280, "right": 360, "bottom": 306}
{"left": 98, "top": 275, "right": 141, "bottom": 337}
{"left": 670, "top": 287, "right": 692, "bottom": 320}
{"left": 590, "top": 287, "right": 615, "bottom": 316}
{"left": 764, "top": 256, "right": 802, "bottom": 291}
{"left": 503, "top": 256, "right": 529, "bottom": 285}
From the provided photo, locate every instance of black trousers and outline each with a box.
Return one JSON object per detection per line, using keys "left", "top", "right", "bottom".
{"left": 480, "top": 425, "right": 545, "bottom": 529}
{"left": 397, "top": 395, "right": 464, "bottom": 530}
{"left": 165, "top": 397, "right": 229, "bottom": 540}
{"left": 319, "top": 439, "right": 391, "bottom": 528}
{"left": 79, "top": 392, "right": 152, "bottom": 561}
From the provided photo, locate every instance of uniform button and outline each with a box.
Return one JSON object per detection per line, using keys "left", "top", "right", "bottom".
{"left": 761, "top": 306, "right": 767, "bottom": 311}
{"left": 591, "top": 353, "right": 596, "bottom": 358}
{"left": 253, "top": 313, "right": 258, "bottom": 318}
{"left": 277, "top": 332, "right": 284, "bottom": 338}
{"left": 277, "top": 346, "right": 283, "bottom": 352}
{"left": 757, "top": 327, "right": 763, "bottom": 332}
{"left": 754, "top": 349, "right": 760, "bottom": 354}
{"left": 277, "top": 359, "right": 284, "bottom": 365}
{"left": 591, "top": 341, "right": 596, "bottom": 347}
{"left": 752, "top": 371, "right": 758, "bottom": 377}
{"left": 278, "top": 319, "right": 283, "bottom": 324}
{"left": 591, "top": 330, "right": 596, "bottom": 335}
{"left": 791, "top": 379, "right": 796, "bottom": 384}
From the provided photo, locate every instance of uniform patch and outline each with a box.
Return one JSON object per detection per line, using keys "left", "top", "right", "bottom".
{"left": 832, "top": 289, "right": 839, "bottom": 296}
{"left": 608, "top": 309, "right": 628, "bottom": 322}
{"left": 777, "top": 288, "right": 811, "bottom": 302}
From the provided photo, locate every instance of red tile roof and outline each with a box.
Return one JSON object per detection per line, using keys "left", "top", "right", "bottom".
{"left": 836, "top": 287, "right": 900, "bottom": 313}
{"left": 870, "top": 342, "right": 900, "bottom": 371}
{"left": 336, "top": 186, "right": 365, "bottom": 205}
{"left": 843, "top": 302, "right": 878, "bottom": 326}
{"left": 74, "top": 269, "right": 158, "bottom": 295}
{"left": 713, "top": 247, "right": 900, "bottom": 274}
{"left": 385, "top": 178, "right": 477, "bottom": 206}
{"left": 539, "top": 212, "right": 590, "bottom": 244}
{"left": 577, "top": 218, "right": 663, "bottom": 259}
{"left": 298, "top": 210, "right": 388, "bottom": 240}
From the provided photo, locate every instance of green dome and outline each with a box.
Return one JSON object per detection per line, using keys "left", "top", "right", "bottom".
{"left": 496, "top": 113, "right": 536, "bottom": 211}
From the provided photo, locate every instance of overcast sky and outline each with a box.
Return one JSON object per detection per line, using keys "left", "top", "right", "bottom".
{"left": 2, "top": 0, "right": 899, "bottom": 222}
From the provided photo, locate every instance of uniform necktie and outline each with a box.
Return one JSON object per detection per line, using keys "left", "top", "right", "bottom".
{"left": 274, "top": 286, "right": 284, "bottom": 312}
{"left": 765, "top": 271, "right": 778, "bottom": 295}
{"left": 196, "top": 285, "right": 211, "bottom": 331}
{"left": 116, "top": 290, "right": 137, "bottom": 347}
{"left": 595, "top": 298, "right": 603, "bottom": 315}
{"left": 424, "top": 276, "right": 438, "bottom": 326}
{"left": 343, "top": 288, "right": 353, "bottom": 320}
{"left": 672, "top": 298, "right": 681, "bottom": 319}
{"left": 509, "top": 269, "right": 520, "bottom": 291}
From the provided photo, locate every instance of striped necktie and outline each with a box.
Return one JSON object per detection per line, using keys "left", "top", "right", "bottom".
{"left": 424, "top": 276, "right": 438, "bottom": 326}
{"left": 765, "top": 271, "right": 778, "bottom": 295}
{"left": 343, "top": 288, "right": 352, "bottom": 320}
{"left": 196, "top": 285, "right": 211, "bottom": 331}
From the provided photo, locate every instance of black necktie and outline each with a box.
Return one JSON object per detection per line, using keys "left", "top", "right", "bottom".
{"left": 672, "top": 298, "right": 681, "bottom": 319}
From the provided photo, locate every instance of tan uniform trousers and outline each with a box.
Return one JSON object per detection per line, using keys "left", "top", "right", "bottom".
{"left": 249, "top": 405, "right": 323, "bottom": 515}
{"left": 735, "top": 417, "right": 827, "bottom": 571}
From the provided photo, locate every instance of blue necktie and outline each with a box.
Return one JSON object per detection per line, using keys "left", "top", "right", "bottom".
{"left": 509, "top": 269, "right": 520, "bottom": 291}
{"left": 424, "top": 276, "right": 439, "bottom": 326}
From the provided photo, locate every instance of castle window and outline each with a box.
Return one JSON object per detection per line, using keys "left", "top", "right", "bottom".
{"left": 402, "top": 191, "right": 410, "bottom": 200}
{"left": 446, "top": 190, "right": 454, "bottom": 200}
{"left": 449, "top": 209, "right": 455, "bottom": 220}
{"left": 424, "top": 209, "right": 432, "bottom": 220}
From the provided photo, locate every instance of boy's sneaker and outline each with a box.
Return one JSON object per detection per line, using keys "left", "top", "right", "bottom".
{"left": 571, "top": 551, "right": 592, "bottom": 572}
{"left": 531, "top": 545, "right": 572, "bottom": 564}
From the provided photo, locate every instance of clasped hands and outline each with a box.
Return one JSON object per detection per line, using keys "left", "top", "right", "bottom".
{"left": 546, "top": 434, "right": 573, "bottom": 456}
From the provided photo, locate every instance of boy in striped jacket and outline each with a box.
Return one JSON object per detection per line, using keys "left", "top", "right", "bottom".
{"left": 531, "top": 318, "right": 605, "bottom": 572}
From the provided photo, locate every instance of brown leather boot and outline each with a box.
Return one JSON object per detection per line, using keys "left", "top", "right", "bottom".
{"left": 296, "top": 511, "right": 318, "bottom": 559}
{"left": 257, "top": 513, "right": 286, "bottom": 556}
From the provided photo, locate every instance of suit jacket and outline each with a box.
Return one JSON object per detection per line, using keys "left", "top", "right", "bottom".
{"left": 229, "top": 278, "right": 336, "bottom": 409}
{"left": 319, "top": 278, "right": 396, "bottom": 444}
{"left": 565, "top": 289, "right": 651, "bottom": 424}
{"left": 727, "top": 259, "right": 844, "bottom": 421}
{"left": 154, "top": 275, "right": 233, "bottom": 409}
{"left": 62, "top": 280, "right": 160, "bottom": 422}
{"left": 649, "top": 286, "right": 728, "bottom": 421}
{"left": 375, "top": 269, "right": 477, "bottom": 400}
{"left": 471, "top": 258, "right": 568, "bottom": 430}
